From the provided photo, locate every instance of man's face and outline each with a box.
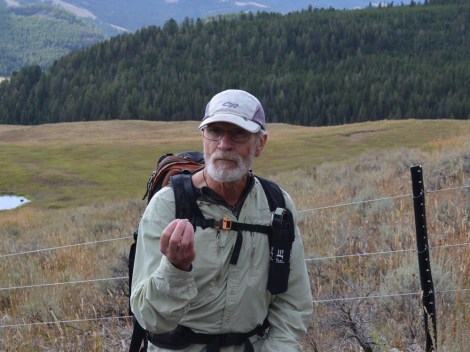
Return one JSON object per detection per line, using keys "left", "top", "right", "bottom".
{"left": 203, "top": 122, "right": 266, "bottom": 183}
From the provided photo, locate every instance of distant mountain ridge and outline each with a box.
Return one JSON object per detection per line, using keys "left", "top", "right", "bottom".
{"left": 6, "top": 0, "right": 420, "bottom": 33}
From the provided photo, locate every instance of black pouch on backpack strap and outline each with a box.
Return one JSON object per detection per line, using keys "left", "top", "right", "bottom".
{"left": 268, "top": 207, "right": 295, "bottom": 294}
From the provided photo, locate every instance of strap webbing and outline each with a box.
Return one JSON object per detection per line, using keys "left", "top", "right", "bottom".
{"left": 193, "top": 217, "right": 273, "bottom": 235}
{"left": 230, "top": 231, "right": 243, "bottom": 265}
{"left": 149, "top": 319, "right": 269, "bottom": 351}
{"left": 128, "top": 317, "right": 148, "bottom": 352}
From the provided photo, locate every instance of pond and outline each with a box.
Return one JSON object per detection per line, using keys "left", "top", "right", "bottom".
{"left": 0, "top": 195, "right": 31, "bottom": 211}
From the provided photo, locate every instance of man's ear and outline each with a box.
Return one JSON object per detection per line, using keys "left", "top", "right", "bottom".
{"left": 255, "top": 134, "right": 268, "bottom": 157}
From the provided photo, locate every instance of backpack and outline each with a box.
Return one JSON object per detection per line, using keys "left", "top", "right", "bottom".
{"left": 128, "top": 151, "right": 204, "bottom": 352}
{"left": 128, "top": 151, "right": 288, "bottom": 352}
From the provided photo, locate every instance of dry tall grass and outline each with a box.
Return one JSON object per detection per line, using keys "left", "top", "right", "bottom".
{"left": 0, "top": 121, "right": 469, "bottom": 351}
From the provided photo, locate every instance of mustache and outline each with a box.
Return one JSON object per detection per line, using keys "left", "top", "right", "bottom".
{"left": 211, "top": 151, "right": 241, "bottom": 162}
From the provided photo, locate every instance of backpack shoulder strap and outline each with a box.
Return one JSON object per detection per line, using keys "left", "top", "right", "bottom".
{"left": 171, "top": 173, "right": 204, "bottom": 228}
{"left": 128, "top": 228, "right": 149, "bottom": 351}
{"left": 170, "top": 174, "right": 285, "bottom": 232}
{"left": 256, "top": 176, "right": 285, "bottom": 211}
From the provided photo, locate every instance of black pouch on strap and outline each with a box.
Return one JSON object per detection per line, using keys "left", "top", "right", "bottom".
{"left": 149, "top": 325, "right": 191, "bottom": 349}
{"left": 268, "top": 207, "right": 295, "bottom": 294}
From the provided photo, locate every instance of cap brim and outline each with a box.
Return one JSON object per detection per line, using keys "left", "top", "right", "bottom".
{"left": 198, "top": 114, "right": 261, "bottom": 133}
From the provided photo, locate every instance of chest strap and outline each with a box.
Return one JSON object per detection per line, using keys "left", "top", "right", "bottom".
{"left": 194, "top": 217, "right": 273, "bottom": 236}
{"left": 191, "top": 217, "right": 273, "bottom": 265}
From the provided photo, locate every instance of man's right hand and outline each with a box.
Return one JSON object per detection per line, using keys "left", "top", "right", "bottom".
{"left": 160, "top": 219, "right": 195, "bottom": 271}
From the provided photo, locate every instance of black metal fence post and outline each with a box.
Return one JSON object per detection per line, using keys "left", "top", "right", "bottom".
{"left": 410, "top": 165, "right": 437, "bottom": 352}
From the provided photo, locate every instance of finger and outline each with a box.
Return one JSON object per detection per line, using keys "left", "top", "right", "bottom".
{"left": 173, "top": 218, "right": 189, "bottom": 238}
{"left": 178, "top": 221, "right": 195, "bottom": 263}
{"left": 179, "top": 221, "right": 194, "bottom": 248}
{"left": 160, "top": 219, "right": 180, "bottom": 252}
{"left": 167, "top": 219, "right": 188, "bottom": 252}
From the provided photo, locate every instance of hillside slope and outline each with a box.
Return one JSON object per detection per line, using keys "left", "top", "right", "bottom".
{"left": 1, "top": 119, "right": 469, "bottom": 208}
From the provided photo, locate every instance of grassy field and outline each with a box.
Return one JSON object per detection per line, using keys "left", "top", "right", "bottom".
{"left": 0, "top": 119, "right": 469, "bottom": 351}
{"left": 1, "top": 119, "right": 469, "bottom": 208}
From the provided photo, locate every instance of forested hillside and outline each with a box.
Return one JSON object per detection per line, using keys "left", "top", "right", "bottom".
{"left": 0, "top": 3, "right": 106, "bottom": 77}
{"left": 0, "top": 2, "right": 469, "bottom": 126}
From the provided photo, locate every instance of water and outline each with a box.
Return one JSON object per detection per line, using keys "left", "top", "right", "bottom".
{"left": 0, "top": 195, "right": 31, "bottom": 211}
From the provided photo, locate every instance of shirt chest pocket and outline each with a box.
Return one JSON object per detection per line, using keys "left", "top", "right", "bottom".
{"left": 246, "top": 232, "right": 270, "bottom": 291}
{"left": 193, "top": 227, "right": 270, "bottom": 292}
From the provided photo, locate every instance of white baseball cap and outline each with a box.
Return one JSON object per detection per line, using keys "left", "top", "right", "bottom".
{"left": 198, "top": 89, "right": 266, "bottom": 133}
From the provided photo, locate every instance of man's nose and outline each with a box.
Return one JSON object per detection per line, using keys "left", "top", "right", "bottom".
{"left": 217, "top": 132, "right": 235, "bottom": 148}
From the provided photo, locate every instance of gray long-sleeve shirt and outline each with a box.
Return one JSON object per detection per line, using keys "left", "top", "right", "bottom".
{"left": 130, "top": 176, "right": 313, "bottom": 351}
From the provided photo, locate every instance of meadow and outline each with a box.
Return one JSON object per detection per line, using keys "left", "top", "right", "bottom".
{"left": 0, "top": 119, "right": 469, "bottom": 351}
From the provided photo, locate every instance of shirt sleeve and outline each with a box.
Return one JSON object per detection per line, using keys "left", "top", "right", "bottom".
{"left": 130, "top": 187, "right": 198, "bottom": 333}
{"left": 261, "top": 192, "right": 313, "bottom": 352}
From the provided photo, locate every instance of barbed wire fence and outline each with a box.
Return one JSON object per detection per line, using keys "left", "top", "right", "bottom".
{"left": 0, "top": 169, "right": 469, "bottom": 350}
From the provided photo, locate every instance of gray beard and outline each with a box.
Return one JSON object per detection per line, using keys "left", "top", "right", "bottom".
{"left": 205, "top": 150, "right": 254, "bottom": 183}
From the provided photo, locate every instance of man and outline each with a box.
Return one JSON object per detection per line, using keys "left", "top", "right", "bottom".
{"left": 131, "top": 89, "right": 313, "bottom": 351}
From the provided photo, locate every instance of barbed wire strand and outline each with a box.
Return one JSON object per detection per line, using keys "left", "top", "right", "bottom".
{"left": 297, "top": 193, "right": 412, "bottom": 214}
{"left": 312, "top": 287, "right": 470, "bottom": 304}
{"left": 431, "top": 242, "right": 470, "bottom": 250}
{"left": 0, "top": 315, "right": 133, "bottom": 329}
{"left": 298, "top": 184, "right": 469, "bottom": 214}
{"left": 306, "top": 241, "right": 470, "bottom": 262}
{"left": 427, "top": 184, "right": 470, "bottom": 194}
{"left": 306, "top": 248, "right": 416, "bottom": 262}
{"left": 1, "top": 288, "right": 469, "bottom": 330}
{"left": 2, "top": 240, "right": 469, "bottom": 292}
{"left": 1, "top": 184, "right": 468, "bottom": 260}
{"left": 0, "top": 236, "right": 133, "bottom": 259}
{"left": 0, "top": 276, "right": 128, "bottom": 292}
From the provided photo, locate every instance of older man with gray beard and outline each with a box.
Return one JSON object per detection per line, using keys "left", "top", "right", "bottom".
{"left": 130, "top": 89, "right": 313, "bottom": 352}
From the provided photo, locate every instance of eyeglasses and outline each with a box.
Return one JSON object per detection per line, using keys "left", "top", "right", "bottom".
{"left": 202, "top": 126, "right": 253, "bottom": 143}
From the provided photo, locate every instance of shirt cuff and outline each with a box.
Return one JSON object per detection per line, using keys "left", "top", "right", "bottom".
{"left": 152, "top": 256, "right": 197, "bottom": 298}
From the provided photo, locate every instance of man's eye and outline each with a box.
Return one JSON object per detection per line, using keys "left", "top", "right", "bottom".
{"left": 231, "top": 129, "right": 245, "bottom": 136}
{"left": 209, "top": 128, "right": 223, "bottom": 135}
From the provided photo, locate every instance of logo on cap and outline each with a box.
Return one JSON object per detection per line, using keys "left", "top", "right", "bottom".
{"left": 223, "top": 102, "right": 239, "bottom": 109}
